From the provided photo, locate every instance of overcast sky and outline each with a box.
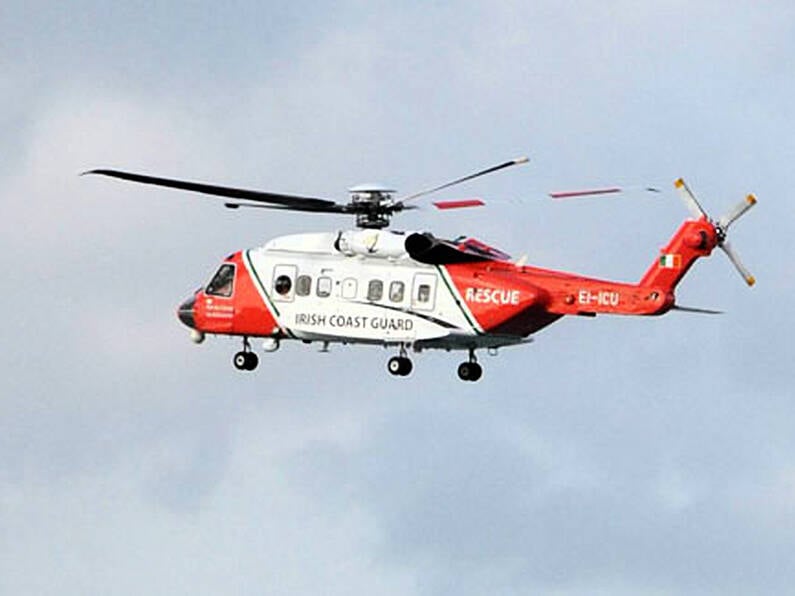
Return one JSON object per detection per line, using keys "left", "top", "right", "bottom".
{"left": 2, "top": 2, "right": 795, "bottom": 594}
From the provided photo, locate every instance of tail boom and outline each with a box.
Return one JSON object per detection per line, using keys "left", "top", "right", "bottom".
{"left": 639, "top": 218, "right": 718, "bottom": 291}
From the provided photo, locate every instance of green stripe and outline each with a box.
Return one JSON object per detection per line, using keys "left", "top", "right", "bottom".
{"left": 436, "top": 265, "right": 481, "bottom": 334}
{"left": 244, "top": 250, "right": 280, "bottom": 317}
{"left": 244, "top": 250, "right": 299, "bottom": 339}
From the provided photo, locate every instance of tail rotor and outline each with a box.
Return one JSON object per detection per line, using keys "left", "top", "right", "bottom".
{"left": 674, "top": 178, "right": 757, "bottom": 287}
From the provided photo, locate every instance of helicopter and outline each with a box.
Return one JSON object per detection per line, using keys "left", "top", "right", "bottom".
{"left": 84, "top": 157, "right": 756, "bottom": 381}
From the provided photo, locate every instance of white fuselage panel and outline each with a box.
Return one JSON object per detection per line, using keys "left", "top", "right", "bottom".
{"left": 244, "top": 231, "right": 478, "bottom": 346}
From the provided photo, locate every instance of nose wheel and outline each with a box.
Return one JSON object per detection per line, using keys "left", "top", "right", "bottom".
{"left": 387, "top": 344, "right": 413, "bottom": 377}
{"left": 457, "top": 349, "right": 482, "bottom": 382}
{"left": 233, "top": 337, "right": 259, "bottom": 371}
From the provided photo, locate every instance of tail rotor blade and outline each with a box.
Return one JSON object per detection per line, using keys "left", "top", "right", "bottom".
{"left": 720, "top": 241, "right": 756, "bottom": 286}
{"left": 718, "top": 193, "right": 757, "bottom": 230}
{"left": 674, "top": 178, "right": 708, "bottom": 218}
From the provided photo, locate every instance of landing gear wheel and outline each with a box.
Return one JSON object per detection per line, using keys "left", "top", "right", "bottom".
{"left": 457, "top": 361, "right": 483, "bottom": 382}
{"left": 387, "top": 356, "right": 413, "bottom": 377}
{"left": 469, "top": 361, "right": 482, "bottom": 381}
{"left": 232, "top": 337, "right": 259, "bottom": 372}
{"left": 387, "top": 356, "right": 402, "bottom": 375}
{"left": 233, "top": 351, "right": 249, "bottom": 371}
{"left": 244, "top": 351, "right": 259, "bottom": 371}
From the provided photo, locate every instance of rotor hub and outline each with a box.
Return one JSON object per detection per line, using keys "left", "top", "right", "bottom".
{"left": 715, "top": 223, "right": 727, "bottom": 244}
{"left": 348, "top": 184, "right": 398, "bottom": 229}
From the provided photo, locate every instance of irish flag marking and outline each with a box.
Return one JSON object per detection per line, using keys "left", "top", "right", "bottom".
{"left": 659, "top": 253, "right": 682, "bottom": 269}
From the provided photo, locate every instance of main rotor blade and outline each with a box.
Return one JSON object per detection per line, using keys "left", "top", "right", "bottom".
{"left": 719, "top": 241, "right": 756, "bottom": 286}
{"left": 674, "top": 178, "right": 708, "bottom": 219}
{"left": 223, "top": 202, "right": 349, "bottom": 213}
{"left": 432, "top": 198, "right": 485, "bottom": 210}
{"left": 548, "top": 186, "right": 660, "bottom": 199}
{"left": 718, "top": 193, "right": 757, "bottom": 230}
{"left": 224, "top": 199, "right": 419, "bottom": 214}
{"left": 83, "top": 169, "right": 342, "bottom": 211}
{"left": 399, "top": 156, "right": 529, "bottom": 203}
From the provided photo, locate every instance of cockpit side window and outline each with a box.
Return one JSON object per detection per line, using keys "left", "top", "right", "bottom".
{"left": 206, "top": 263, "right": 235, "bottom": 297}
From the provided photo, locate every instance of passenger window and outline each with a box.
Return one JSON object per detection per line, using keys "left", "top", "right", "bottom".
{"left": 206, "top": 264, "right": 235, "bottom": 297}
{"left": 367, "top": 279, "right": 383, "bottom": 301}
{"left": 389, "top": 281, "right": 405, "bottom": 303}
{"left": 417, "top": 283, "right": 431, "bottom": 303}
{"left": 296, "top": 275, "right": 312, "bottom": 296}
{"left": 274, "top": 275, "right": 292, "bottom": 296}
{"left": 317, "top": 276, "right": 332, "bottom": 298}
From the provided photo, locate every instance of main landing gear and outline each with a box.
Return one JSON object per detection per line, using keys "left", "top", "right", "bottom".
{"left": 387, "top": 344, "right": 413, "bottom": 377}
{"left": 385, "top": 345, "right": 484, "bottom": 382}
{"left": 457, "top": 349, "right": 482, "bottom": 382}
{"left": 233, "top": 337, "right": 259, "bottom": 371}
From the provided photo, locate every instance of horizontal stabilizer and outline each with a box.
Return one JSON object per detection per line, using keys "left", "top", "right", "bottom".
{"left": 671, "top": 305, "right": 723, "bottom": 315}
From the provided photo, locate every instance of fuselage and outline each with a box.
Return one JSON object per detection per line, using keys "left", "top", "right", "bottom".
{"left": 178, "top": 229, "right": 675, "bottom": 352}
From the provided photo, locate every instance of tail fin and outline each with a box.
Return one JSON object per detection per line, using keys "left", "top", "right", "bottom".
{"left": 640, "top": 179, "right": 757, "bottom": 291}
{"left": 640, "top": 218, "right": 717, "bottom": 290}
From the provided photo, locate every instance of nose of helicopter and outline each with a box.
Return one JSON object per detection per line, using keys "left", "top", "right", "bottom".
{"left": 177, "top": 295, "right": 196, "bottom": 329}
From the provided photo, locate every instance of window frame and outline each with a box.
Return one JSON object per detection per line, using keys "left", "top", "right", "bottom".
{"left": 205, "top": 263, "right": 236, "bottom": 298}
